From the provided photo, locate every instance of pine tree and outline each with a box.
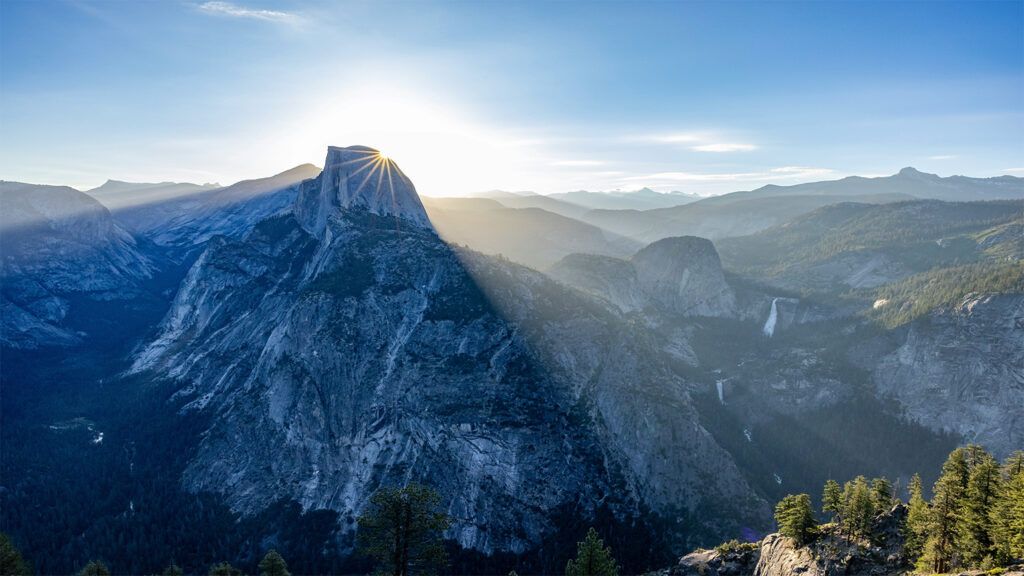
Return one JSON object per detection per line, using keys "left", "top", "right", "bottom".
{"left": 0, "top": 533, "right": 31, "bottom": 576}
{"left": 821, "top": 480, "right": 842, "bottom": 524}
{"left": 870, "top": 477, "right": 893, "bottom": 511}
{"left": 209, "top": 562, "right": 242, "bottom": 576}
{"left": 565, "top": 527, "right": 619, "bottom": 576}
{"left": 903, "top": 473, "right": 929, "bottom": 562}
{"left": 79, "top": 560, "right": 111, "bottom": 576}
{"left": 258, "top": 550, "right": 290, "bottom": 576}
{"left": 990, "top": 451, "right": 1024, "bottom": 565}
{"left": 959, "top": 448, "right": 1000, "bottom": 567}
{"left": 920, "top": 447, "right": 970, "bottom": 574}
{"left": 774, "top": 494, "right": 818, "bottom": 546}
{"left": 163, "top": 562, "right": 184, "bottom": 576}
{"left": 357, "top": 483, "right": 452, "bottom": 576}
{"left": 842, "top": 476, "right": 875, "bottom": 539}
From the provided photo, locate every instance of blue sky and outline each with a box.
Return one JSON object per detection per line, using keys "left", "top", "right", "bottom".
{"left": 1, "top": 0, "right": 1021, "bottom": 196}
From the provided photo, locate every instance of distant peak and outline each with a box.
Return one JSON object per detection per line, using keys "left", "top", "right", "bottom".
{"left": 273, "top": 164, "right": 320, "bottom": 179}
{"left": 896, "top": 166, "right": 941, "bottom": 178}
{"left": 293, "top": 146, "right": 431, "bottom": 236}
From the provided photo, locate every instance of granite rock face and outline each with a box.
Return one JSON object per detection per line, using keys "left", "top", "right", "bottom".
{"left": 632, "top": 236, "right": 736, "bottom": 317}
{"left": 753, "top": 534, "right": 822, "bottom": 576}
{"left": 132, "top": 147, "right": 768, "bottom": 554}
{"left": 874, "top": 293, "right": 1024, "bottom": 458}
{"left": 136, "top": 212, "right": 611, "bottom": 554}
{"left": 549, "top": 236, "right": 736, "bottom": 318}
{"left": 0, "top": 181, "right": 154, "bottom": 348}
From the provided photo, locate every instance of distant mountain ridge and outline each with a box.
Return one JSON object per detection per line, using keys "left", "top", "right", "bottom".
{"left": 472, "top": 187, "right": 700, "bottom": 216}
{"left": 101, "top": 164, "right": 321, "bottom": 247}
{"left": 577, "top": 168, "right": 1024, "bottom": 244}
{"left": 549, "top": 187, "right": 701, "bottom": 210}
{"left": 423, "top": 196, "right": 640, "bottom": 270}
{"left": 699, "top": 166, "right": 1024, "bottom": 206}
{"left": 87, "top": 179, "right": 221, "bottom": 209}
{"left": 716, "top": 198, "right": 1023, "bottom": 294}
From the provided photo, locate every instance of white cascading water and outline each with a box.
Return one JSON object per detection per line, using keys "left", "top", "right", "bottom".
{"left": 716, "top": 379, "right": 725, "bottom": 404}
{"left": 762, "top": 297, "right": 779, "bottom": 337}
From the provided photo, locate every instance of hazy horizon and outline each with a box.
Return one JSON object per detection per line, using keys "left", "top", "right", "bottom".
{"left": 4, "top": 158, "right": 1022, "bottom": 201}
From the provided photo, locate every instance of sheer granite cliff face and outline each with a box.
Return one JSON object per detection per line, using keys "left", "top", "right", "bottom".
{"left": 132, "top": 147, "right": 769, "bottom": 554}
{"left": 874, "top": 293, "right": 1024, "bottom": 458}
{"left": 136, "top": 212, "right": 611, "bottom": 554}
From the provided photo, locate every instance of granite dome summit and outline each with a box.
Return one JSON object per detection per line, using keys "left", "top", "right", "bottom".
{"left": 294, "top": 145, "right": 432, "bottom": 236}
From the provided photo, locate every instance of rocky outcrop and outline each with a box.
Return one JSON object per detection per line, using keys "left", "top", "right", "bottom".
{"left": 755, "top": 529, "right": 908, "bottom": 576}
{"left": 0, "top": 181, "right": 154, "bottom": 348}
{"left": 874, "top": 293, "right": 1024, "bottom": 458}
{"left": 755, "top": 505, "right": 909, "bottom": 576}
{"left": 660, "top": 505, "right": 912, "bottom": 576}
{"left": 549, "top": 236, "right": 735, "bottom": 318}
{"left": 754, "top": 534, "right": 822, "bottom": 576}
{"left": 672, "top": 545, "right": 759, "bottom": 576}
{"left": 132, "top": 147, "right": 769, "bottom": 555}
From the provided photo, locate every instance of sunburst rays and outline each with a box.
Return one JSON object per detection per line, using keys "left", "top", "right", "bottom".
{"left": 340, "top": 149, "right": 402, "bottom": 230}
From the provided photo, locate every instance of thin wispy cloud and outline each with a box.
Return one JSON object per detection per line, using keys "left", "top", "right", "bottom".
{"left": 197, "top": 1, "right": 300, "bottom": 25}
{"left": 1003, "top": 167, "right": 1024, "bottom": 173}
{"left": 631, "top": 132, "right": 758, "bottom": 153}
{"left": 550, "top": 160, "right": 605, "bottom": 167}
{"left": 692, "top": 143, "right": 757, "bottom": 153}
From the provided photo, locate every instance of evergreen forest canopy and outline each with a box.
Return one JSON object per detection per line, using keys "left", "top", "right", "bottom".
{"left": 3, "top": 445, "right": 1021, "bottom": 575}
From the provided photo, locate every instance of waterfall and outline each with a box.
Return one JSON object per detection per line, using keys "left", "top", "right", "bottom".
{"left": 716, "top": 380, "right": 725, "bottom": 405}
{"left": 762, "top": 297, "right": 779, "bottom": 337}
